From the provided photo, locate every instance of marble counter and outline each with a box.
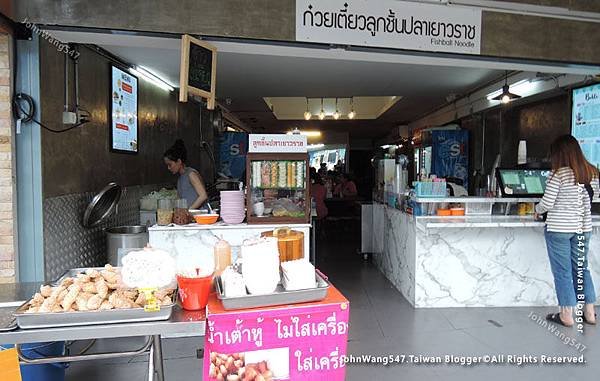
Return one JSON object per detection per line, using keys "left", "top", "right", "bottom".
{"left": 415, "top": 215, "right": 600, "bottom": 231}
{"left": 149, "top": 223, "right": 311, "bottom": 270}
{"left": 371, "top": 203, "right": 600, "bottom": 308}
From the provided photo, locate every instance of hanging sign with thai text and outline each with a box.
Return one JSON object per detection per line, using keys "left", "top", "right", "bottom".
{"left": 296, "top": 0, "right": 482, "bottom": 55}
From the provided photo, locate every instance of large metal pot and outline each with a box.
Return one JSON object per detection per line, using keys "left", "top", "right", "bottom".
{"left": 106, "top": 226, "right": 149, "bottom": 266}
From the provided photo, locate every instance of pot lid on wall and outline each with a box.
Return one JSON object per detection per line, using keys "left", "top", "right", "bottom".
{"left": 82, "top": 183, "right": 123, "bottom": 228}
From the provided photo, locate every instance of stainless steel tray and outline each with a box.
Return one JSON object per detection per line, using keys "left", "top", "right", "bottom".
{"left": 14, "top": 297, "right": 175, "bottom": 329}
{"left": 215, "top": 272, "right": 329, "bottom": 310}
{"left": 15, "top": 266, "right": 176, "bottom": 329}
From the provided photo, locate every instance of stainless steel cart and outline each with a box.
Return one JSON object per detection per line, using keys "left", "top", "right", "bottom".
{"left": 0, "top": 282, "right": 206, "bottom": 381}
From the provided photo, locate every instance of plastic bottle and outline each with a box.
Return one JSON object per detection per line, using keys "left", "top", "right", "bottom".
{"left": 214, "top": 238, "right": 232, "bottom": 276}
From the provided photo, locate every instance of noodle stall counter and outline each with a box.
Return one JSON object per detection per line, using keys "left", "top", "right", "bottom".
{"left": 148, "top": 223, "right": 312, "bottom": 264}
{"left": 369, "top": 201, "right": 600, "bottom": 308}
{"left": 203, "top": 285, "right": 350, "bottom": 381}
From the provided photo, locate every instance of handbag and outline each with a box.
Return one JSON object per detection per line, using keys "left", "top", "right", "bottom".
{"left": 584, "top": 183, "right": 594, "bottom": 202}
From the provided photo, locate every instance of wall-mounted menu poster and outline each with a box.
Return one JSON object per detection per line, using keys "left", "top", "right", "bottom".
{"left": 572, "top": 83, "right": 600, "bottom": 168}
{"left": 110, "top": 65, "right": 138, "bottom": 153}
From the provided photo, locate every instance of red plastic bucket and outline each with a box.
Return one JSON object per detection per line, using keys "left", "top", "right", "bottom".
{"left": 177, "top": 274, "right": 213, "bottom": 310}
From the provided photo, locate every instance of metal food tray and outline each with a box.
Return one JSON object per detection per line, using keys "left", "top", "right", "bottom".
{"left": 14, "top": 267, "right": 176, "bottom": 329}
{"left": 14, "top": 297, "right": 175, "bottom": 329}
{"left": 215, "top": 272, "right": 329, "bottom": 310}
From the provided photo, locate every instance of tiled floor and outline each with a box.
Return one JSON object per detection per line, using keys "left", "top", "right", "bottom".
{"left": 65, "top": 234, "right": 598, "bottom": 380}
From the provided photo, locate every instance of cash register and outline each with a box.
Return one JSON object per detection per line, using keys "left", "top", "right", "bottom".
{"left": 496, "top": 168, "right": 551, "bottom": 198}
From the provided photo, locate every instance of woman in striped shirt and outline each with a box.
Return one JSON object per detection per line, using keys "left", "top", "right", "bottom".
{"left": 535, "top": 135, "right": 598, "bottom": 327}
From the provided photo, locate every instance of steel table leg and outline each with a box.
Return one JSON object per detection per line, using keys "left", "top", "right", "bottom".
{"left": 311, "top": 217, "right": 316, "bottom": 264}
{"left": 152, "top": 335, "right": 165, "bottom": 381}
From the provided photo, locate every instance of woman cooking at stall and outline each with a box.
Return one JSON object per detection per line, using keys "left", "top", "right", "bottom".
{"left": 164, "top": 139, "right": 208, "bottom": 209}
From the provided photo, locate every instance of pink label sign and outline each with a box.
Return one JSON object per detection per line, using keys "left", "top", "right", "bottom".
{"left": 204, "top": 301, "right": 349, "bottom": 380}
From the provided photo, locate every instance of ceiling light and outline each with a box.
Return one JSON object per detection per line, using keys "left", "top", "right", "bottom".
{"left": 380, "top": 144, "right": 392, "bottom": 149}
{"left": 308, "top": 143, "right": 325, "bottom": 151}
{"left": 348, "top": 97, "right": 356, "bottom": 119}
{"left": 129, "top": 66, "right": 174, "bottom": 92}
{"left": 333, "top": 98, "right": 340, "bottom": 120}
{"left": 319, "top": 98, "right": 325, "bottom": 120}
{"left": 287, "top": 129, "right": 321, "bottom": 137}
{"left": 491, "top": 71, "right": 522, "bottom": 104}
{"left": 304, "top": 98, "right": 312, "bottom": 120}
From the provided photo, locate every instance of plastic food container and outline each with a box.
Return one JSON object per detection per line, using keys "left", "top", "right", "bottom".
{"left": 436, "top": 209, "right": 452, "bottom": 216}
{"left": 261, "top": 227, "right": 304, "bottom": 262}
{"left": 177, "top": 274, "right": 213, "bottom": 310}
{"left": 451, "top": 208, "right": 465, "bottom": 216}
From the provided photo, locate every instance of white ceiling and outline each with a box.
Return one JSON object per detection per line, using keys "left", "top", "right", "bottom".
{"left": 46, "top": 29, "right": 600, "bottom": 139}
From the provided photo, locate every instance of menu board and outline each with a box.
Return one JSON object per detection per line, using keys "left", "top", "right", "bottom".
{"left": 189, "top": 43, "right": 213, "bottom": 93}
{"left": 179, "top": 34, "right": 217, "bottom": 109}
{"left": 110, "top": 66, "right": 138, "bottom": 153}
{"left": 572, "top": 83, "right": 600, "bottom": 168}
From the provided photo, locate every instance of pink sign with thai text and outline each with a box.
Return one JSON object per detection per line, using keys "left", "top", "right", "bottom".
{"left": 204, "top": 288, "right": 349, "bottom": 380}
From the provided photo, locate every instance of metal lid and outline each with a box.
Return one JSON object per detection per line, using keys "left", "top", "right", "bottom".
{"left": 82, "top": 183, "right": 123, "bottom": 228}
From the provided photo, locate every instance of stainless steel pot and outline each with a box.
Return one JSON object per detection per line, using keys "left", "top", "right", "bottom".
{"left": 106, "top": 226, "right": 149, "bottom": 266}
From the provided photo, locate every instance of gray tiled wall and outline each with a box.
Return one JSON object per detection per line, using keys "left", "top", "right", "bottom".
{"left": 42, "top": 184, "right": 163, "bottom": 281}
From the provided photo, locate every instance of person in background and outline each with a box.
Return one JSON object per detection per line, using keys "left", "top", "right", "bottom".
{"left": 311, "top": 172, "right": 328, "bottom": 223}
{"left": 334, "top": 173, "right": 358, "bottom": 198}
{"left": 534, "top": 135, "right": 598, "bottom": 327}
{"left": 309, "top": 167, "right": 318, "bottom": 184}
{"left": 164, "top": 139, "right": 208, "bottom": 209}
{"left": 318, "top": 162, "right": 328, "bottom": 178}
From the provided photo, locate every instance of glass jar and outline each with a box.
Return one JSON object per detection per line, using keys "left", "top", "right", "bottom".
{"left": 173, "top": 199, "right": 189, "bottom": 225}
{"left": 157, "top": 199, "right": 173, "bottom": 225}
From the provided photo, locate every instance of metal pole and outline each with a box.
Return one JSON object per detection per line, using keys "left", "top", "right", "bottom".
{"left": 152, "top": 335, "right": 165, "bottom": 381}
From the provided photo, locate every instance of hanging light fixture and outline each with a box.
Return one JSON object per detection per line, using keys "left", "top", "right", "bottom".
{"left": 347, "top": 97, "right": 356, "bottom": 119}
{"left": 492, "top": 71, "right": 522, "bottom": 104}
{"left": 333, "top": 98, "right": 340, "bottom": 120}
{"left": 318, "top": 98, "right": 325, "bottom": 120}
{"left": 303, "top": 98, "right": 312, "bottom": 120}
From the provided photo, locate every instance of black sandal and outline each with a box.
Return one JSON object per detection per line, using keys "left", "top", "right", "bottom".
{"left": 583, "top": 313, "right": 597, "bottom": 325}
{"left": 546, "top": 313, "right": 573, "bottom": 327}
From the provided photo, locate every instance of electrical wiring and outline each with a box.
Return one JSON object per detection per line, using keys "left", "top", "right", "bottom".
{"left": 12, "top": 92, "right": 89, "bottom": 133}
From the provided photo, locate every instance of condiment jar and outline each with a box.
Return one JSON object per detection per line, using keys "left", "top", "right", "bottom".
{"left": 173, "top": 199, "right": 189, "bottom": 225}
{"left": 157, "top": 199, "right": 174, "bottom": 225}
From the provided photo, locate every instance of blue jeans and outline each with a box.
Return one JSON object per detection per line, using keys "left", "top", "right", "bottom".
{"left": 544, "top": 229, "right": 596, "bottom": 307}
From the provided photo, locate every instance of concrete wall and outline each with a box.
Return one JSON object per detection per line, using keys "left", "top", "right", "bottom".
{"left": 39, "top": 39, "right": 215, "bottom": 198}
{"left": 0, "top": 33, "right": 15, "bottom": 283}
{"left": 11, "top": 0, "right": 600, "bottom": 65}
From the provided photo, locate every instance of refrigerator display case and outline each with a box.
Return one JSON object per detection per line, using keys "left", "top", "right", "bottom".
{"left": 246, "top": 153, "right": 310, "bottom": 224}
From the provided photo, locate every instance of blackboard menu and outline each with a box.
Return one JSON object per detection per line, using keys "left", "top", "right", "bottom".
{"left": 179, "top": 34, "right": 217, "bottom": 108}
{"left": 188, "top": 43, "right": 213, "bottom": 93}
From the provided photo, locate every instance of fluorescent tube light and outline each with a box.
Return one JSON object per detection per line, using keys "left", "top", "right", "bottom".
{"left": 129, "top": 66, "right": 174, "bottom": 92}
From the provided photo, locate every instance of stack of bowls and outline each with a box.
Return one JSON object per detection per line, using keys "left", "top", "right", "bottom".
{"left": 220, "top": 190, "right": 245, "bottom": 224}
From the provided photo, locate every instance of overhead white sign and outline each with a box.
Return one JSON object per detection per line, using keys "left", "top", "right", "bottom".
{"left": 249, "top": 134, "right": 308, "bottom": 153}
{"left": 296, "top": 0, "right": 482, "bottom": 55}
